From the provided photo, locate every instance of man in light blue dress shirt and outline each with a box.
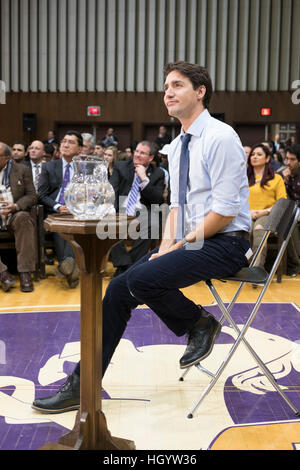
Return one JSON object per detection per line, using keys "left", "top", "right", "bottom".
{"left": 32, "top": 63, "right": 252, "bottom": 413}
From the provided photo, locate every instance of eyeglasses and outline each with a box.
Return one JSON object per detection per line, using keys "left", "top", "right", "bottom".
{"left": 134, "top": 150, "right": 150, "bottom": 157}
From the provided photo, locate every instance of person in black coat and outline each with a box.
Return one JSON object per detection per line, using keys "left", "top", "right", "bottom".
{"left": 109, "top": 140, "right": 165, "bottom": 275}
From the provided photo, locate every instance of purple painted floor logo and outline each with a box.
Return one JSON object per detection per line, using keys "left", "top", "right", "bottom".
{"left": 0, "top": 303, "right": 299, "bottom": 450}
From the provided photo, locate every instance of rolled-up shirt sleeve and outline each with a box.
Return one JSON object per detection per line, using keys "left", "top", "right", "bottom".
{"left": 167, "top": 110, "right": 251, "bottom": 233}
{"left": 206, "top": 131, "right": 246, "bottom": 217}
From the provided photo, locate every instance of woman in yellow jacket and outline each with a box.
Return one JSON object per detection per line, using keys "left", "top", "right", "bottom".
{"left": 247, "top": 143, "right": 287, "bottom": 268}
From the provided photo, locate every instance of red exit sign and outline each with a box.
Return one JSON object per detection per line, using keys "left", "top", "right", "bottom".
{"left": 87, "top": 106, "right": 101, "bottom": 116}
{"left": 260, "top": 107, "right": 272, "bottom": 116}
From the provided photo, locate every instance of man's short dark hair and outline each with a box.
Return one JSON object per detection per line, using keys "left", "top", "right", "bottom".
{"left": 44, "top": 143, "right": 54, "bottom": 155}
{"left": 163, "top": 61, "right": 213, "bottom": 109}
{"left": 13, "top": 141, "right": 28, "bottom": 152}
{"left": 65, "top": 130, "right": 83, "bottom": 147}
{"left": 138, "top": 140, "right": 158, "bottom": 157}
{"left": 285, "top": 144, "right": 300, "bottom": 162}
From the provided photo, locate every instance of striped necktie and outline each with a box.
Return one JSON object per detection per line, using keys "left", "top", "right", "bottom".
{"left": 176, "top": 133, "right": 192, "bottom": 241}
{"left": 34, "top": 164, "right": 40, "bottom": 191}
{"left": 58, "top": 163, "right": 71, "bottom": 205}
{"left": 126, "top": 175, "right": 141, "bottom": 216}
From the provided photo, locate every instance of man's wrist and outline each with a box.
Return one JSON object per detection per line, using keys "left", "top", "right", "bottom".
{"left": 139, "top": 177, "right": 150, "bottom": 190}
{"left": 181, "top": 236, "right": 189, "bottom": 247}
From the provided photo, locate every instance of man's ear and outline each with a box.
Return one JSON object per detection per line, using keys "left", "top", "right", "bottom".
{"left": 197, "top": 85, "right": 206, "bottom": 101}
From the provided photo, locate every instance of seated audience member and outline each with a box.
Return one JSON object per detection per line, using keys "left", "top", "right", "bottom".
{"left": 25, "top": 140, "right": 46, "bottom": 192}
{"left": 27, "top": 141, "right": 54, "bottom": 265}
{"left": 43, "top": 143, "right": 55, "bottom": 162}
{"left": 155, "top": 125, "right": 172, "bottom": 149}
{"left": 104, "top": 146, "right": 118, "bottom": 180}
{"left": 157, "top": 144, "right": 170, "bottom": 204}
{"left": 102, "top": 128, "right": 118, "bottom": 148}
{"left": 109, "top": 140, "right": 165, "bottom": 276}
{"left": 248, "top": 143, "right": 287, "bottom": 269}
{"left": 243, "top": 145, "right": 251, "bottom": 164}
{"left": 94, "top": 141, "right": 105, "bottom": 157}
{"left": 273, "top": 133, "right": 285, "bottom": 152}
{"left": 278, "top": 144, "right": 300, "bottom": 276}
{"left": 11, "top": 141, "right": 28, "bottom": 164}
{"left": 273, "top": 150, "right": 285, "bottom": 173}
{"left": 124, "top": 146, "right": 133, "bottom": 159}
{"left": 0, "top": 142, "right": 37, "bottom": 292}
{"left": 81, "top": 133, "right": 95, "bottom": 155}
{"left": 262, "top": 141, "right": 281, "bottom": 171}
{"left": 38, "top": 131, "right": 83, "bottom": 288}
{"left": 44, "top": 130, "right": 59, "bottom": 145}
{"left": 52, "top": 142, "right": 60, "bottom": 160}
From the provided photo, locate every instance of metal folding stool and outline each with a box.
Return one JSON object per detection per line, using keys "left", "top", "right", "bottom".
{"left": 179, "top": 198, "right": 300, "bottom": 419}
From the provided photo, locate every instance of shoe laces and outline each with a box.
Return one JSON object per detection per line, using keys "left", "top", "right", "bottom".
{"left": 60, "top": 376, "right": 73, "bottom": 392}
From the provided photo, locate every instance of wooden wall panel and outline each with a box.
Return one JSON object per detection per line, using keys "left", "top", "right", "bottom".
{"left": 0, "top": 90, "right": 299, "bottom": 149}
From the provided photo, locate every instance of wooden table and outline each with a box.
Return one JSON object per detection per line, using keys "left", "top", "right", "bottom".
{"left": 40, "top": 214, "right": 136, "bottom": 450}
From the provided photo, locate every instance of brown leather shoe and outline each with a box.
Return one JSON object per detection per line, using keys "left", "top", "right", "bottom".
{"left": 19, "top": 272, "right": 34, "bottom": 292}
{"left": 0, "top": 270, "right": 16, "bottom": 292}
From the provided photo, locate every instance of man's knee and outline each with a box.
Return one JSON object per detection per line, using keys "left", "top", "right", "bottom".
{"left": 126, "top": 264, "right": 155, "bottom": 301}
{"left": 10, "top": 211, "right": 34, "bottom": 232}
{"left": 104, "top": 271, "right": 130, "bottom": 301}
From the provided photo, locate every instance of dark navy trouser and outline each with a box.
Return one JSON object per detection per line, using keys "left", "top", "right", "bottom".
{"left": 74, "top": 234, "right": 250, "bottom": 378}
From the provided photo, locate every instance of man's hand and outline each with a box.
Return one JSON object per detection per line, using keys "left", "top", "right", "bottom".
{"left": 281, "top": 167, "right": 291, "bottom": 182}
{"left": 251, "top": 209, "right": 269, "bottom": 220}
{"left": 0, "top": 201, "right": 17, "bottom": 215}
{"left": 58, "top": 205, "right": 70, "bottom": 214}
{"left": 149, "top": 240, "right": 183, "bottom": 260}
{"left": 135, "top": 164, "right": 147, "bottom": 182}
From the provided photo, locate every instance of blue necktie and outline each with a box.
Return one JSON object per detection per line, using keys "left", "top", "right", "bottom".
{"left": 177, "top": 133, "right": 192, "bottom": 241}
{"left": 126, "top": 175, "right": 141, "bottom": 216}
{"left": 58, "top": 163, "right": 71, "bottom": 205}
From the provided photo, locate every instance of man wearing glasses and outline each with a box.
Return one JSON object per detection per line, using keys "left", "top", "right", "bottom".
{"left": 109, "top": 140, "right": 165, "bottom": 276}
{"left": 38, "top": 131, "right": 83, "bottom": 288}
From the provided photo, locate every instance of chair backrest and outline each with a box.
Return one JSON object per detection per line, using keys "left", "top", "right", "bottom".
{"left": 264, "top": 198, "right": 299, "bottom": 240}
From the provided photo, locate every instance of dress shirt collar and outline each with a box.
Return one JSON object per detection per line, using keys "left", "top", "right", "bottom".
{"left": 61, "top": 157, "right": 73, "bottom": 170}
{"left": 31, "top": 160, "right": 42, "bottom": 168}
{"left": 180, "top": 108, "right": 211, "bottom": 138}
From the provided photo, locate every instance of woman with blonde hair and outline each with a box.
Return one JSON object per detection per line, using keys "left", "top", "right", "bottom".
{"left": 247, "top": 143, "right": 287, "bottom": 269}
{"left": 104, "top": 145, "right": 118, "bottom": 179}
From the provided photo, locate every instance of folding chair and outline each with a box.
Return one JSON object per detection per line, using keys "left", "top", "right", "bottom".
{"left": 179, "top": 198, "right": 300, "bottom": 419}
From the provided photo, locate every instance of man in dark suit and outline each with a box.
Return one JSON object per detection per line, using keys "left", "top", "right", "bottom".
{"left": 109, "top": 140, "right": 165, "bottom": 275}
{"left": 25, "top": 140, "right": 45, "bottom": 191}
{"left": 38, "top": 131, "right": 83, "bottom": 288}
{"left": 0, "top": 142, "right": 37, "bottom": 292}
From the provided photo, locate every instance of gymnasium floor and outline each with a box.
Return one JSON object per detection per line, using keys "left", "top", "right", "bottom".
{"left": 0, "top": 261, "right": 299, "bottom": 451}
